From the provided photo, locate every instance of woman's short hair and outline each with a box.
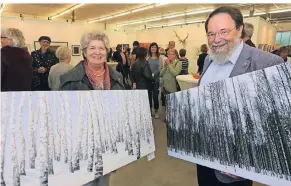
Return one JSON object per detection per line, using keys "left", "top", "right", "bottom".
{"left": 136, "top": 47, "right": 148, "bottom": 60}
{"left": 80, "top": 31, "right": 109, "bottom": 53}
{"left": 55, "top": 46, "right": 71, "bottom": 61}
{"left": 148, "top": 42, "right": 160, "bottom": 57}
{"left": 1, "top": 28, "right": 25, "bottom": 48}
{"left": 279, "top": 46, "right": 288, "bottom": 53}
{"left": 200, "top": 44, "right": 208, "bottom": 53}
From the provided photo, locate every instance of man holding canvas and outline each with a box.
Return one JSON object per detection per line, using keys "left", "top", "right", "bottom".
{"left": 197, "top": 6, "right": 283, "bottom": 186}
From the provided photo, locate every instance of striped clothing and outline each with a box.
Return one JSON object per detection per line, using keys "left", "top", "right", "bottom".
{"left": 179, "top": 58, "right": 189, "bottom": 75}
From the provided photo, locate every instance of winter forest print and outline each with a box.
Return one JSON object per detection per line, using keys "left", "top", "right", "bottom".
{"left": 1, "top": 90, "right": 155, "bottom": 186}
{"left": 166, "top": 63, "right": 291, "bottom": 186}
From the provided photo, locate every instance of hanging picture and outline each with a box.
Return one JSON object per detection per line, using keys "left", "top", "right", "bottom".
{"left": 166, "top": 63, "right": 291, "bottom": 186}
{"left": 1, "top": 90, "right": 155, "bottom": 186}
{"left": 72, "top": 45, "right": 81, "bottom": 56}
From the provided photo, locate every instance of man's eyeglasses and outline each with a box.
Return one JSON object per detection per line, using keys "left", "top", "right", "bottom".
{"left": 206, "top": 27, "right": 236, "bottom": 40}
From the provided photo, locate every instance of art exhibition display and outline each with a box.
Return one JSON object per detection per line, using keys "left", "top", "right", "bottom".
{"left": 166, "top": 63, "right": 291, "bottom": 186}
{"left": 1, "top": 90, "right": 155, "bottom": 186}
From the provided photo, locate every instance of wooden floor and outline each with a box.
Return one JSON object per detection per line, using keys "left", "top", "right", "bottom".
{"left": 109, "top": 107, "right": 266, "bottom": 186}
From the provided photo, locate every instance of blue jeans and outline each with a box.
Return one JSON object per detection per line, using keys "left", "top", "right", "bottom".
{"left": 149, "top": 78, "right": 160, "bottom": 110}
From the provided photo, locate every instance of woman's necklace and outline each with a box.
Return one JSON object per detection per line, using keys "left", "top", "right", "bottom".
{"left": 88, "top": 64, "right": 105, "bottom": 77}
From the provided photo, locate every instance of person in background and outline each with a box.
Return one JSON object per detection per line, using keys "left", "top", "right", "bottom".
{"left": 197, "top": 6, "right": 283, "bottom": 186}
{"left": 130, "top": 41, "right": 140, "bottom": 67}
{"left": 159, "top": 47, "right": 168, "bottom": 106}
{"left": 131, "top": 47, "right": 154, "bottom": 106}
{"left": 197, "top": 44, "right": 208, "bottom": 75}
{"left": 31, "top": 36, "right": 59, "bottom": 90}
{"left": 242, "top": 22, "right": 256, "bottom": 47}
{"left": 48, "top": 46, "right": 73, "bottom": 90}
{"left": 271, "top": 42, "right": 281, "bottom": 55}
{"left": 1, "top": 28, "right": 33, "bottom": 91}
{"left": 107, "top": 47, "right": 113, "bottom": 62}
{"left": 113, "top": 44, "right": 130, "bottom": 86}
{"left": 159, "top": 48, "right": 182, "bottom": 95}
{"left": 165, "top": 41, "right": 175, "bottom": 57}
{"left": 179, "top": 48, "right": 189, "bottom": 75}
{"left": 278, "top": 46, "right": 291, "bottom": 62}
{"left": 148, "top": 42, "right": 163, "bottom": 119}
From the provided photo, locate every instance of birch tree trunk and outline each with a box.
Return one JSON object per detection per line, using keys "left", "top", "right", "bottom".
{"left": 1, "top": 93, "right": 8, "bottom": 186}
{"left": 17, "top": 92, "right": 26, "bottom": 176}
{"left": 64, "top": 93, "right": 74, "bottom": 173}
{"left": 53, "top": 92, "right": 61, "bottom": 161}
{"left": 87, "top": 96, "right": 94, "bottom": 172}
{"left": 39, "top": 93, "right": 49, "bottom": 186}
{"left": 60, "top": 93, "right": 68, "bottom": 163}
{"left": 45, "top": 94, "right": 54, "bottom": 175}
{"left": 28, "top": 92, "right": 36, "bottom": 169}
{"left": 10, "top": 92, "right": 20, "bottom": 186}
{"left": 73, "top": 93, "right": 84, "bottom": 171}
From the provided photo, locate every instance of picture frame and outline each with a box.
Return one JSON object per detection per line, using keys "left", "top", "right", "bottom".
{"left": 72, "top": 45, "right": 81, "bottom": 56}
{"left": 34, "top": 41, "right": 69, "bottom": 53}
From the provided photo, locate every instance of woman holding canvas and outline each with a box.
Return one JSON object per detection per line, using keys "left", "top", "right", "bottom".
{"left": 59, "top": 31, "right": 124, "bottom": 186}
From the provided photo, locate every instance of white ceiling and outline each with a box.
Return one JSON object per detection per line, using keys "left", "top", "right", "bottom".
{"left": 2, "top": 3, "right": 291, "bottom": 27}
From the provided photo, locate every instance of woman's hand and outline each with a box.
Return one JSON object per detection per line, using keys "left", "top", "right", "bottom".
{"left": 220, "top": 171, "right": 239, "bottom": 179}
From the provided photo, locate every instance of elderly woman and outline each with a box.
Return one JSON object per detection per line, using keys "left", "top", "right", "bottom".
{"left": 48, "top": 46, "right": 73, "bottom": 90}
{"left": 59, "top": 31, "right": 124, "bottom": 186}
{"left": 1, "top": 28, "right": 33, "bottom": 91}
{"left": 159, "top": 48, "right": 182, "bottom": 95}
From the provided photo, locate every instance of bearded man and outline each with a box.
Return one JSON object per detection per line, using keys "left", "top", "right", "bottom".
{"left": 197, "top": 6, "right": 283, "bottom": 186}
{"left": 31, "top": 36, "right": 59, "bottom": 90}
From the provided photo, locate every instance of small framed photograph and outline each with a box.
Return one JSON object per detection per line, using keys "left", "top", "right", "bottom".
{"left": 72, "top": 45, "right": 81, "bottom": 56}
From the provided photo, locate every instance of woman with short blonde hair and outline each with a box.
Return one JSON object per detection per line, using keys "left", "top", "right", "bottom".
{"left": 48, "top": 46, "right": 73, "bottom": 90}
{"left": 1, "top": 28, "right": 25, "bottom": 48}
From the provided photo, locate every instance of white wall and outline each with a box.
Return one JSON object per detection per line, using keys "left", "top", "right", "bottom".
{"left": 256, "top": 17, "right": 277, "bottom": 45}
{"left": 278, "top": 22, "right": 291, "bottom": 31}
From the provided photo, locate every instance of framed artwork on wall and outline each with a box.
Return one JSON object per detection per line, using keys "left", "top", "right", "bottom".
{"left": 34, "top": 41, "right": 69, "bottom": 53}
{"left": 72, "top": 45, "right": 81, "bottom": 56}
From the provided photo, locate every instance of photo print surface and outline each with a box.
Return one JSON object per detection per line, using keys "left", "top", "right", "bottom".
{"left": 1, "top": 90, "right": 155, "bottom": 186}
{"left": 166, "top": 63, "right": 291, "bottom": 186}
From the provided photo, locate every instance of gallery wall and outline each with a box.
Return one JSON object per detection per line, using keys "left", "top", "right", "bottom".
{"left": 2, "top": 16, "right": 278, "bottom": 71}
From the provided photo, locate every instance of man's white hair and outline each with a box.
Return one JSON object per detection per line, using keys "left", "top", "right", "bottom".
{"left": 244, "top": 23, "right": 254, "bottom": 38}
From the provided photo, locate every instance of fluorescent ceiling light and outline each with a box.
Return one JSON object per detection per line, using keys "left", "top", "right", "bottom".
{"left": 186, "top": 9, "right": 213, "bottom": 15}
{"left": 167, "top": 22, "right": 185, "bottom": 26}
{"left": 186, "top": 19, "right": 205, "bottom": 24}
{"left": 132, "top": 5, "right": 154, "bottom": 13}
{"left": 50, "top": 3, "right": 84, "bottom": 20}
{"left": 269, "top": 8, "right": 291, "bottom": 13}
{"left": 113, "top": 11, "right": 131, "bottom": 17}
{"left": 99, "top": 16, "right": 113, "bottom": 21}
{"left": 164, "top": 13, "right": 185, "bottom": 19}
{"left": 243, "top": 12, "right": 266, "bottom": 17}
{"left": 155, "top": 3, "right": 168, "bottom": 7}
{"left": 146, "top": 17, "right": 163, "bottom": 22}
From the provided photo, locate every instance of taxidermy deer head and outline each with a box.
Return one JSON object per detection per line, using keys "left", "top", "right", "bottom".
{"left": 173, "top": 30, "right": 189, "bottom": 47}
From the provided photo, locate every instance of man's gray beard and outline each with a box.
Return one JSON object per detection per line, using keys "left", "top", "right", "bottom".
{"left": 209, "top": 38, "right": 241, "bottom": 64}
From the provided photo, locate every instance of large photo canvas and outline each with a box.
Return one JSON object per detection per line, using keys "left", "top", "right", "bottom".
{"left": 166, "top": 63, "right": 291, "bottom": 186}
{"left": 1, "top": 90, "right": 155, "bottom": 186}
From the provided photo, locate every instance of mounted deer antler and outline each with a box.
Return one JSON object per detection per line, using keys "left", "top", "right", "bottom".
{"left": 173, "top": 30, "right": 189, "bottom": 47}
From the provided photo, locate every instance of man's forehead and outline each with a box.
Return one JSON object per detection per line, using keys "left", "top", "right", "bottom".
{"left": 208, "top": 13, "right": 235, "bottom": 29}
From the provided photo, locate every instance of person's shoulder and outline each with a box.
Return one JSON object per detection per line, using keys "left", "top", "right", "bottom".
{"left": 246, "top": 45, "right": 284, "bottom": 68}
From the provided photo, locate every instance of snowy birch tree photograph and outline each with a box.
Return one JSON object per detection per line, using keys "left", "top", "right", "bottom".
{"left": 1, "top": 90, "right": 155, "bottom": 186}
{"left": 166, "top": 63, "right": 291, "bottom": 186}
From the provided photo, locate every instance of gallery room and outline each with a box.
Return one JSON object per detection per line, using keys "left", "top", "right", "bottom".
{"left": 1, "top": 2, "right": 291, "bottom": 186}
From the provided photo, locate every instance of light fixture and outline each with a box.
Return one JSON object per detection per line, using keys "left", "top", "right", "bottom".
{"left": 155, "top": 3, "right": 168, "bottom": 7}
{"left": 269, "top": 8, "right": 291, "bottom": 13}
{"left": 87, "top": 4, "right": 159, "bottom": 24}
{"left": 146, "top": 19, "right": 205, "bottom": 29}
{"left": 243, "top": 11, "right": 266, "bottom": 17}
{"left": 117, "top": 9, "right": 212, "bottom": 27}
{"left": 50, "top": 3, "right": 84, "bottom": 20}
{"left": 0, "top": 3, "right": 6, "bottom": 14}
{"left": 132, "top": 5, "right": 154, "bottom": 13}
{"left": 99, "top": 16, "right": 113, "bottom": 21}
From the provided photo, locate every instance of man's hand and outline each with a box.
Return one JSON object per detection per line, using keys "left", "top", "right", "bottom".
{"left": 220, "top": 171, "right": 239, "bottom": 179}
{"left": 38, "top": 67, "right": 47, "bottom": 73}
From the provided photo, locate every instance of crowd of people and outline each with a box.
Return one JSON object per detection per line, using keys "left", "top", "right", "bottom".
{"left": 1, "top": 5, "right": 290, "bottom": 186}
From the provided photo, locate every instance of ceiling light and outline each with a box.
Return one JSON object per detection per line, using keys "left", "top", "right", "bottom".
{"left": 99, "top": 16, "right": 113, "bottom": 21}
{"left": 167, "top": 22, "right": 185, "bottom": 26}
{"left": 269, "top": 8, "right": 291, "bottom": 13}
{"left": 164, "top": 13, "right": 185, "bottom": 19}
{"left": 243, "top": 12, "right": 266, "bottom": 17}
{"left": 50, "top": 3, "right": 84, "bottom": 20}
{"left": 146, "top": 17, "right": 163, "bottom": 22}
{"left": 113, "top": 11, "right": 131, "bottom": 18}
{"left": 132, "top": 5, "right": 154, "bottom": 13}
{"left": 186, "top": 19, "right": 205, "bottom": 24}
{"left": 155, "top": 3, "right": 168, "bottom": 7}
{"left": 186, "top": 9, "right": 214, "bottom": 15}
